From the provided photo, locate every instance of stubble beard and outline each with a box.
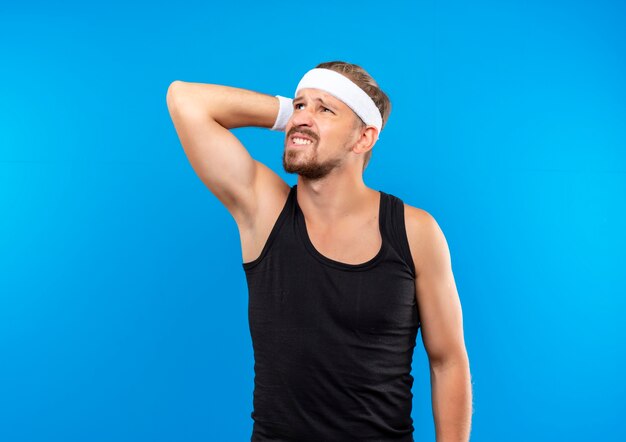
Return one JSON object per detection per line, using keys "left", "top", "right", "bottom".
{"left": 282, "top": 142, "right": 342, "bottom": 180}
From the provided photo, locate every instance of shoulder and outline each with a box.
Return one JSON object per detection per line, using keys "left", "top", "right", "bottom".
{"left": 402, "top": 203, "right": 451, "bottom": 278}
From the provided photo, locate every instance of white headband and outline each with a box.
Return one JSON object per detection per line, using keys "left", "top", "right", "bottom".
{"left": 294, "top": 68, "right": 383, "bottom": 140}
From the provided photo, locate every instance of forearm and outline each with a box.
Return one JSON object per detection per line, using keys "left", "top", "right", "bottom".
{"left": 430, "top": 357, "right": 473, "bottom": 442}
{"left": 166, "top": 80, "right": 280, "bottom": 130}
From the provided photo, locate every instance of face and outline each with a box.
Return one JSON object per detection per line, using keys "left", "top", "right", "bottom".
{"left": 282, "top": 88, "right": 362, "bottom": 180}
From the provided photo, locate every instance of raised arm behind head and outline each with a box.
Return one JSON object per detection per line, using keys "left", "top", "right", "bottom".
{"left": 166, "top": 81, "right": 289, "bottom": 229}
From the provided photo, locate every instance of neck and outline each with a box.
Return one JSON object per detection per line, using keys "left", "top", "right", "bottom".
{"left": 296, "top": 173, "right": 376, "bottom": 226}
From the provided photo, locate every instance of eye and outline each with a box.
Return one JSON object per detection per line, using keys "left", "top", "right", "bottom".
{"left": 294, "top": 103, "right": 333, "bottom": 113}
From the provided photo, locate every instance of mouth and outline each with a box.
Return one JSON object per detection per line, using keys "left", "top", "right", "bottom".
{"left": 288, "top": 132, "right": 316, "bottom": 147}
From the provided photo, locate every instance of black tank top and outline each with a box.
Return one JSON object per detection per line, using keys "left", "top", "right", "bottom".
{"left": 242, "top": 184, "right": 420, "bottom": 442}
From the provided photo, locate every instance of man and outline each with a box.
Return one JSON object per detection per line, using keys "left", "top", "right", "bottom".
{"left": 166, "top": 61, "right": 472, "bottom": 441}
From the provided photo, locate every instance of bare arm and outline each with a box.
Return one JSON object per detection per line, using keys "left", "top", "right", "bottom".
{"left": 406, "top": 206, "right": 473, "bottom": 442}
{"left": 165, "top": 81, "right": 286, "bottom": 227}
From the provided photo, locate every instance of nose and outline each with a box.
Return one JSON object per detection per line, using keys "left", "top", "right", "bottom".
{"left": 289, "top": 103, "right": 314, "bottom": 128}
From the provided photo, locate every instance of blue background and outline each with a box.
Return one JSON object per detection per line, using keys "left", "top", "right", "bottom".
{"left": 1, "top": 0, "right": 625, "bottom": 440}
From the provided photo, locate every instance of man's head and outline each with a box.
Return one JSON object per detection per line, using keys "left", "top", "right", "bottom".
{"left": 282, "top": 61, "right": 392, "bottom": 180}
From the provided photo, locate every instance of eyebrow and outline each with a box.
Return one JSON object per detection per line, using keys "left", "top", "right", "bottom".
{"left": 293, "top": 96, "right": 337, "bottom": 109}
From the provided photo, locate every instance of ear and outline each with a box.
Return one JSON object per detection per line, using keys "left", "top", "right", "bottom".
{"left": 352, "top": 126, "right": 378, "bottom": 155}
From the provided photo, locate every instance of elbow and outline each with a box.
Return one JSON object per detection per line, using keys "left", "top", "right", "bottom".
{"left": 166, "top": 81, "right": 207, "bottom": 116}
{"left": 166, "top": 80, "right": 186, "bottom": 108}
{"left": 429, "top": 349, "right": 470, "bottom": 372}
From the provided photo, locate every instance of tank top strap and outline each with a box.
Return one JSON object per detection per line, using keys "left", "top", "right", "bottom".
{"left": 241, "top": 184, "right": 297, "bottom": 272}
{"left": 379, "top": 190, "right": 417, "bottom": 279}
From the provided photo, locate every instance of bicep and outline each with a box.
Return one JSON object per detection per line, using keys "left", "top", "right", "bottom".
{"left": 407, "top": 208, "right": 466, "bottom": 366}
{"left": 167, "top": 86, "right": 258, "bottom": 224}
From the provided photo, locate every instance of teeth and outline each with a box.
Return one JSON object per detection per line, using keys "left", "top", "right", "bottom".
{"left": 293, "top": 137, "right": 312, "bottom": 145}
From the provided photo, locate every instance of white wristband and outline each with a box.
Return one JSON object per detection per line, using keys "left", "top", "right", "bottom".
{"left": 271, "top": 95, "right": 294, "bottom": 132}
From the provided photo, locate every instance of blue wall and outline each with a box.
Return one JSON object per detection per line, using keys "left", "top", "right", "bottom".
{"left": 1, "top": 1, "right": 624, "bottom": 440}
